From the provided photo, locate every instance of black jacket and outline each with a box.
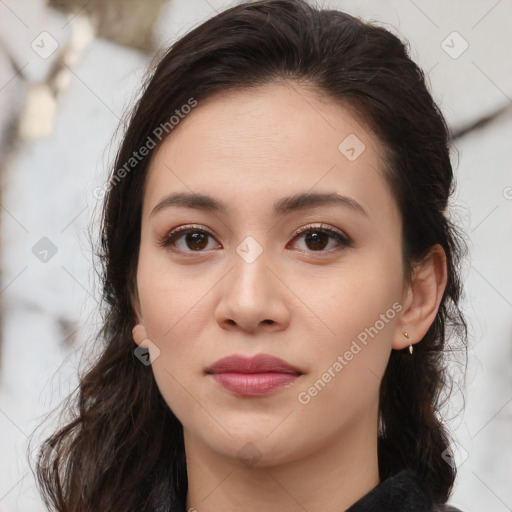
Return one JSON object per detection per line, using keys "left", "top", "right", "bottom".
{"left": 346, "top": 469, "right": 464, "bottom": 512}
{"left": 144, "top": 463, "right": 464, "bottom": 511}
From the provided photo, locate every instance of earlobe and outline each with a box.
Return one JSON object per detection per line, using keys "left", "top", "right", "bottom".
{"left": 131, "top": 288, "right": 149, "bottom": 348}
{"left": 392, "top": 244, "right": 448, "bottom": 351}
{"left": 132, "top": 323, "right": 149, "bottom": 349}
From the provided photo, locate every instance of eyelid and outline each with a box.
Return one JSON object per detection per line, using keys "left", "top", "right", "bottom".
{"left": 291, "top": 223, "right": 349, "bottom": 242}
{"left": 166, "top": 223, "right": 215, "bottom": 237}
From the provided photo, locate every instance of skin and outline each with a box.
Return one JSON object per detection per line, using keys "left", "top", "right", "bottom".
{"left": 131, "top": 81, "right": 447, "bottom": 512}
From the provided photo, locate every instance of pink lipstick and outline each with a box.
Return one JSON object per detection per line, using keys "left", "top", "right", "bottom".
{"left": 205, "top": 353, "right": 302, "bottom": 397}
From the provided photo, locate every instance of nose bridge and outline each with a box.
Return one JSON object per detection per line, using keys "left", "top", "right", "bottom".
{"left": 215, "top": 234, "right": 289, "bottom": 331}
{"left": 230, "top": 236, "right": 274, "bottom": 306}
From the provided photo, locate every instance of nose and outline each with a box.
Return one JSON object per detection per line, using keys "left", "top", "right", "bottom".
{"left": 214, "top": 248, "right": 291, "bottom": 333}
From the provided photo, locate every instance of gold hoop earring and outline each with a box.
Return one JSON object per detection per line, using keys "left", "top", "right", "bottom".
{"left": 403, "top": 331, "right": 413, "bottom": 355}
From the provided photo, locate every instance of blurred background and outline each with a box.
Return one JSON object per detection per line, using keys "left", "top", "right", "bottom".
{"left": 0, "top": 0, "right": 511, "bottom": 510}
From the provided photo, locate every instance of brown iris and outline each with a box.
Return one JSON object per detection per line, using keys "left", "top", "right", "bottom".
{"left": 186, "top": 232, "right": 209, "bottom": 250}
{"left": 304, "top": 231, "right": 329, "bottom": 251}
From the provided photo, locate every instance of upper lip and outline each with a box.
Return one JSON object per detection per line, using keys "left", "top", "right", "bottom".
{"left": 206, "top": 354, "right": 302, "bottom": 375}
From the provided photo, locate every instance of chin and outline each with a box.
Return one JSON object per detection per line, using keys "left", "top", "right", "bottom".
{"left": 203, "top": 427, "right": 301, "bottom": 467}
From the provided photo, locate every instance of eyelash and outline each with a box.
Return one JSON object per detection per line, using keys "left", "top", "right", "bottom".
{"left": 157, "top": 223, "right": 351, "bottom": 257}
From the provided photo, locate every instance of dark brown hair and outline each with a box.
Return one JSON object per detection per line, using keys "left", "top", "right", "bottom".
{"left": 33, "top": 1, "right": 468, "bottom": 510}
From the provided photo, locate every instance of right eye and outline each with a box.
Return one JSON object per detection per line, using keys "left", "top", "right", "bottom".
{"left": 157, "top": 225, "right": 221, "bottom": 255}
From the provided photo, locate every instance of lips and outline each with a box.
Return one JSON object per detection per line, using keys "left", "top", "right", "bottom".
{"left": 205, "top": 353, "right": 302, "bottom": 375}
{"left": 205, "top": 354, "right": 303, "bottom": 397}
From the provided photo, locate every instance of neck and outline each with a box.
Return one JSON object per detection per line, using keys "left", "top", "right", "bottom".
{"left": 184, "top": 412, "right": 380, "bottom": 512}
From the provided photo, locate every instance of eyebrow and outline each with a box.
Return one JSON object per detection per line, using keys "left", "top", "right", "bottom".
{"left": 150, "top": 191, "right": 368, "bottom": 218}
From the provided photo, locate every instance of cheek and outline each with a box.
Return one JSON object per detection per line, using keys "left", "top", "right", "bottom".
{"left": 295, "top": 255, "right": 402, "bottom": 404}
{"left": 303, "top": 255, "right": 403, "bottom": 349}
{"left": 294, "top": 307, "right": 397, "bottom": 432}
{"left": 136, "top": 270, "right": 205, "bottom": 423}
{"left": 136, "top": 244, "right": 212, "bottom": 346}
{"left": 135, "top": 247, "right": 215, "bottom": 410}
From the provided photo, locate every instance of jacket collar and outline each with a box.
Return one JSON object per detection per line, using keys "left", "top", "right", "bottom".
{"left": 346, "top": 469, "right": 436, "bottom": 512}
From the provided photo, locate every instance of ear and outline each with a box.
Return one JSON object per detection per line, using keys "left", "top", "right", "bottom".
{"left": 132, "top": 323, "right": 149, "bottom": 349}
{"left": 130, "top": 286, "right": 149, "bottom": 349}
{"left": 132, "top": 297, "right": 149, "bottom": 348}
{"left": 393, "top": 244, "right": 448, "bottom": 350}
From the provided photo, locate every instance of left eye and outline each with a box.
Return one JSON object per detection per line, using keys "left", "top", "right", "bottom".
{"left": 158, "top": 224, "right": 350, "bottom": 254}
{"left": 289, "top": 225, "right": 350, "bottom": 252}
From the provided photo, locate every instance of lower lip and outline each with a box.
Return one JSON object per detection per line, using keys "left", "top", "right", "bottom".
{"left": 210, "top": 372, "right": 300, "bottom": 396}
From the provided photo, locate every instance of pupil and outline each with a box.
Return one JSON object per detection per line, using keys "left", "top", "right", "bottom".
{"left": 306, "top": 232, "right": 327, "bottom": 250}
{"left": 187, "top": 232, "right": 208, "bottom": 250}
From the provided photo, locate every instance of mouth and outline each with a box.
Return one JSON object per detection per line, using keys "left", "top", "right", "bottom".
{"left": 205, "top": 353, "right": 303, "bottom": 397}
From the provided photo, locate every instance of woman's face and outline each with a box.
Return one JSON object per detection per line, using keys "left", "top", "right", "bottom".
{"left": 133, "top": 82, "right": 409, "bottom": 466}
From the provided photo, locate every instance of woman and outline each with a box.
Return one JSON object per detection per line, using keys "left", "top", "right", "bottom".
{"left": 35, "top": 0, "right": 468, "bottom": 510}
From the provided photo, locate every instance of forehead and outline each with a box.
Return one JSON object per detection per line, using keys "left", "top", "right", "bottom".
{"left": 142, "top": 82, "right": 398, "bottom": 226}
